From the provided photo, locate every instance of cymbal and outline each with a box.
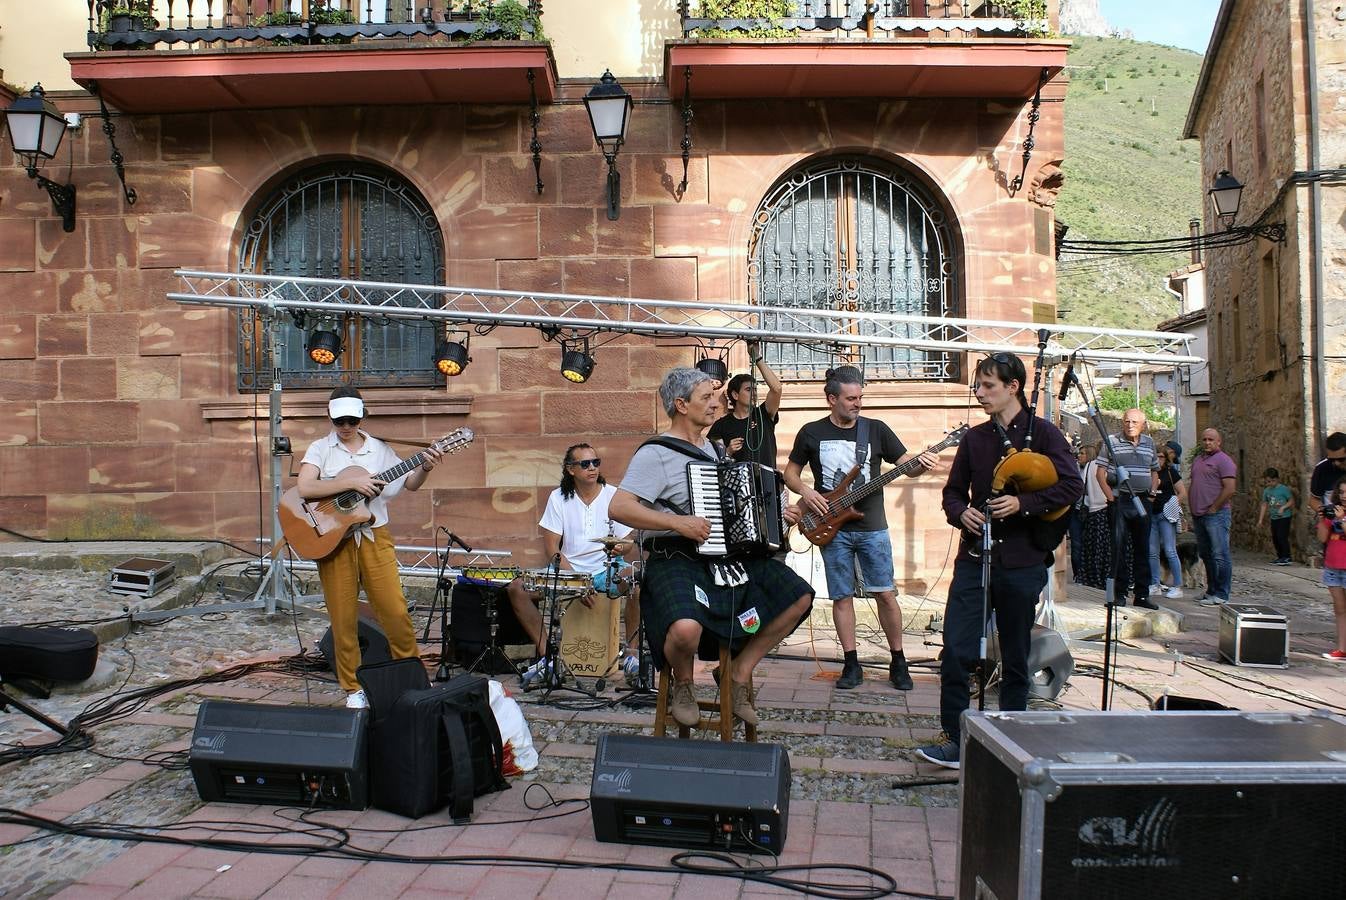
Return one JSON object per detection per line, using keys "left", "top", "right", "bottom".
{"left": 589, "top": 536, "right": 628, "bottom": 549}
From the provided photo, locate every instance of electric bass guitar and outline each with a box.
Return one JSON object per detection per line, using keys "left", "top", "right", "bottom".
{"left": 279, "top": 427, "right": 475, "bottom": 560}
{"left": 795, "top": 425, "right": 967, "bottom": 548}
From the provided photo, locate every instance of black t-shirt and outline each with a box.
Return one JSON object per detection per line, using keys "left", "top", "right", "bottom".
{"left": 707, "top": 402, "right": 778, "bottom": 468}
{"left": 788, "top": 417, "right": 907, "bottom": 531}
{"left": 1311, "top": 459, "right": 1341, "bottom": 506}
{"left": 1151, "top": 463, "right": 1182, "bottom": 515}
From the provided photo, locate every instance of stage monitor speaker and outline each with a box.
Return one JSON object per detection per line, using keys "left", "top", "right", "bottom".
{"left": 959, "top": 710, "right": 1346, "bottom": 899}
{"left": 318, "top": 613, "right": 391, "bottom": 676}
{"left": 590, "top": 733, "right": 790, "bottom": 854}
{"left": 990, "top": 623, "right": 1074, "bottom": 702}
{"left": 189, "top": 700, "right": 369, "bottom": 810}
{"left": 450, "top": 582, "right": 529, "bottom": 674}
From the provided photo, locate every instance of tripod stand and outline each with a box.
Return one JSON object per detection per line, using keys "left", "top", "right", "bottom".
{"left": 421, "top": 546, "right": 458, "bottom": 682}
{"left": 0, "top": 679, "right": 72, "bottom": 740}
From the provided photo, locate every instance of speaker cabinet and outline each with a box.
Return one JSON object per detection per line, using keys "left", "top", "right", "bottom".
{"left": 318, "top": 611, "right": 391, "bottom": 676}
{"left": 959, "top": 710, "right": 1346, "bottom": 899}
{"left": 590, "top": 733, "right": 790, "bottom": 854}
{"left": 189, "top": 700, "right": 369, "bottom": 810}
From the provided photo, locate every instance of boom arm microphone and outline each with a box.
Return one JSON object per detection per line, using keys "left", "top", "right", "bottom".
{"left": 1057, "top": 351, "right": 1078, "bottom": 403}
{"left": 440, "top": 528, "right": 472, "bottom": 553}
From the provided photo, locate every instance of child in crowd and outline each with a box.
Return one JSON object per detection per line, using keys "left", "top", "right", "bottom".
{"left": 1317, "top": 475, "right": 1346, "bottom": 661}
{"left": 1257, "top": 467, "right": 1295, "bottom": 565}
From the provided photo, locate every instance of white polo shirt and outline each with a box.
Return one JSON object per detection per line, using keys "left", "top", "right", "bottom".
{"left": 300, "top": 431, "right": 407, "bottom": 530}
{"left": 538, "top": 483, "right": 632, "bottom": 574}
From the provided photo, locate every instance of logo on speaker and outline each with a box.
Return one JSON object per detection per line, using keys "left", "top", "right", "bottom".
{"left": 1072, "top": 797, "right": 1179, "bottom": 870}
{"left": 596, "top": 768, "right": 633, "bottom": 793}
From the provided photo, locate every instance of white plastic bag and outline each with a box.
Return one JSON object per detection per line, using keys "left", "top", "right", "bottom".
{"left": 488, "top": 679, "right": 538, "bottom": 774}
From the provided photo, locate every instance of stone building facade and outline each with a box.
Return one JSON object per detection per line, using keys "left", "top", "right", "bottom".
{"left": 1184, "top": 0, "right": 1345, "bottom": 557}
{"left": 1, "top": 2, "right": 1067, "bottom": 595}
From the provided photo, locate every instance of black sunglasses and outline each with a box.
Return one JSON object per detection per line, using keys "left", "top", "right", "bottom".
{"left": 332, "top": 417, "right": 362, "bottom": 427}
{"left": 570, "top": 458, "right": 602, "bottom": 469}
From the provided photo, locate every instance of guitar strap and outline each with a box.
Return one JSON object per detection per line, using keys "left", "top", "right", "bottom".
{"left": 854, "top": 417, "right": 870, "bottom": 478}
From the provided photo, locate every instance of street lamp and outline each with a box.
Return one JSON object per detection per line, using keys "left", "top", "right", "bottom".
{"left": 1206, "top": 170, "right": 1286, "bottom": 243}
{"left": 583, "top": 70, "right": 633, "bottom": 221}
{"left": 4, "top": 85, "right": 76, "bottom": 232}
{"left": 1207, "top": 170, "right": 1242, "bottom": 230}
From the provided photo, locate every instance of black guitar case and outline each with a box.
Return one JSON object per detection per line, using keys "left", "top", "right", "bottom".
{"left": 0, "top": 626, "right": 99, "bottom": 682}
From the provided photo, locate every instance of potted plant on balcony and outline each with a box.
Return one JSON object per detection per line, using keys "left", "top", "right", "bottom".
{"left": 102, "top": 0, "right": 158, "bottom": 34}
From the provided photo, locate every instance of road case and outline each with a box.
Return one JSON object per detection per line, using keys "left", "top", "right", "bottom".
{"left": 1218, "top": 603, "right": 1289, "bottom": 668}
{"left": 958, "top": 710, "right": 1346, "bottom": 899}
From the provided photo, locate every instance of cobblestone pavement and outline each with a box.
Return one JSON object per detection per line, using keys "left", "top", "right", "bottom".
{"left": 2, "top": 543, "right": 1344, "bottom": 898}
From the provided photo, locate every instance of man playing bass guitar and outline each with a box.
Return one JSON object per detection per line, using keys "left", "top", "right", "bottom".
{"left": 297, "top": 386, "right": 443, "bottom": 709}
{"left": 784, "top": 365, "right": 937, "bottom": 691}
{"left": 915, "top": 353, "right": 1082, "bottom": 769}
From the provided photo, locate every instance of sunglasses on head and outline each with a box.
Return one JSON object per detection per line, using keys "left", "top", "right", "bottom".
{"left": 570, "top": 458, "right": 602, "bottom": 469}
{"left": 988, "top": 352, "right": 1015, "bottom": 364}
{"left": 332, "top": 417, "right": 361, "bottom": 428}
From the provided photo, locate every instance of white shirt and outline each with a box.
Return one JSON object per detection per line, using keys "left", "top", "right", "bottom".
{"left": 538, "top": 483, "right": 632, "bottom": 574}
{"left": 300, "top": 430, "right": 408, "bottom": 530}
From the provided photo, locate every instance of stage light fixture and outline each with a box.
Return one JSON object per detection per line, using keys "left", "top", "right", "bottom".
{"left": 561, "top": 339, "right": 596, "bottom": 383}
{"left": 695, "top": 354, "right": 728, "bottom": 386}
{"left": 306, "top": 327, "right": 341, "bottom": 366}
{"left": 434, "top": 338, "right": 470, "bottom": 377}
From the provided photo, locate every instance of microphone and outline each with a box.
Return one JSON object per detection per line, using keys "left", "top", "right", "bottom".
{"left": 440, "top": 528, "right": 472, "bottom": 553}
{"left": 1057, "top": 351, "right": 1077, "bottom": 403}
{"left": 552, "top": 552, "right": 563, "bottom": 572}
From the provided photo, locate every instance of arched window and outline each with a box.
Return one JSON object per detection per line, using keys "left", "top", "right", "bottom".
{"left": 237, "top": 163, "right": 445, "bottom": 390}
{"left": 748, "top": 157, "right": 959, "bottom": 381}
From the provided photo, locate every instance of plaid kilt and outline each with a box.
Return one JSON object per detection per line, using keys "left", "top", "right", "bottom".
{"left": 640, "top": 553, "right": 813, "bottom": 670}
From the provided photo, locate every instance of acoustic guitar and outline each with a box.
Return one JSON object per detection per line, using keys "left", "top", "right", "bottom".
{"left": 795, "top": 425, "right": 968, "bottom": 548}
{"left": 279, "top": 427, "right": 475, "bottom": 560}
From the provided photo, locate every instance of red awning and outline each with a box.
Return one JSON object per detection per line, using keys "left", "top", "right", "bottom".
{"left": 67, "top": 43, "right": 557, "bottom": 114}
{"left": 666, "top": 41, "right": 1067, "bottom": 100}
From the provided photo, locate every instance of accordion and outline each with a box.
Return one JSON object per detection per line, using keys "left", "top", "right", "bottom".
{"left": 687, "top": 460, "right": 786, "bottom": 557}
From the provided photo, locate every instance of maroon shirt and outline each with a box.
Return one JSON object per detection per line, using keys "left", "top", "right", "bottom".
{"left": 942, "top": 408, "right": 1084, "bottom": 568}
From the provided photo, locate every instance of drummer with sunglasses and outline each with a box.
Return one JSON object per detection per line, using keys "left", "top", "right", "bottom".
{"left": 509, "top": 444, "right": 639, "bottom": 686}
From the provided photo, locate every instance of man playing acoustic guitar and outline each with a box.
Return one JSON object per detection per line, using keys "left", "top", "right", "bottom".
{"left": 784, "top": 365, "right": 937, "bottom": 692}
{"left": 297, "top": 386, "right": 443, "bottom": 709}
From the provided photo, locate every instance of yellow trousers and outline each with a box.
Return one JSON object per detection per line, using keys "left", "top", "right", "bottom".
{"left": 316, "top": 526, "right": 419, "bottom": 692}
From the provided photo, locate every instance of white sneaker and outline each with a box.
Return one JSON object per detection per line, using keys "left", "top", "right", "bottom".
{"left": 1198, "top": 595, "right": 1225, "bottom": 607}
{"left": 345, "top": 689, "right": 368, "bottom": 709}
{"left": 1164, "top": 586, "right": 1184, "bottom": 599}
{"left": 1148, "top": 584, "right": 1163, "bottom": 596}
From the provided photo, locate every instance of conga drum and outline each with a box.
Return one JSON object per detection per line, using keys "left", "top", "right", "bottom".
{"left": 559, "top": 594, "right": 620, "bottom": 678}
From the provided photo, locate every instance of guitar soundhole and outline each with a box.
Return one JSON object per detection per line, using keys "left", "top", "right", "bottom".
{"left": 334, "top": 493, "right": 360, "bottom": 512}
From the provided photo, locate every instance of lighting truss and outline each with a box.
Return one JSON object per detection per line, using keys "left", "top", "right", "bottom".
{"left": 170, "top": 270, "right": 1201, "bottom": 366}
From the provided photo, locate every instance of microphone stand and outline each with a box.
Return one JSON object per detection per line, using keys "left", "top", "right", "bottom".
{"left": 420, "top": 531, "right": 457, "bottom": 682}
{"left": 975, "top": 499, "right": 994, "bottom": 713}
{"left": 1060, "top": 367, "right": 1142, "bottom": 711}
{"left": 612, "top": 557, "right": 657, "bottom": 709}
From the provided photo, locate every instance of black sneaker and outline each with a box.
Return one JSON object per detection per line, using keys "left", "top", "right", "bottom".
{"left": 914, "top": 734, "right": 960, "bottom": 769}
{"left": 835, "top": 661, "right": 864, "bottom": 690}
{"left": 889, "top": 656, "right": 914, "bottom": 691}
{"left": 1133, "top": 598, "right": 1159, "bottom": 610}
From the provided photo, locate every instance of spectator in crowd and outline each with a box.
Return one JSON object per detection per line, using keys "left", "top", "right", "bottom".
{"left": 1067, "top": 444, "right": 1091, "bottom": 582}
{"left": 1149, "top": 440, "right": 1187, "bottom": 598}
{"left": 1257, "top": 467, "right": 1295, "bottom": 566}
{"left": 1097, "top": 409, "right": 1161, "bottom": 609}
{"left": 1190, "top": 428, "right": 1237, "bottom": 606}
{"left": 1315, "top": 475, "right": 1346, "bottom": 661}
{"left": 1078, "top": 440, "right": 1112, "bottom": 589}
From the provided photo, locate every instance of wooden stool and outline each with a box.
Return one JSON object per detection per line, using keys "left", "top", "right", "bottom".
{"left": 653, "top": 645, "right": 757, "bottom": 742}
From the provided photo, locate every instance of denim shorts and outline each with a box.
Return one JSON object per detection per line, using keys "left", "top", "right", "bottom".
{"left": 819, "top": 529, "right": 894, "bottom": 599}
{"left": 1323, "top": 567, "right": 1346, "bottom": 588}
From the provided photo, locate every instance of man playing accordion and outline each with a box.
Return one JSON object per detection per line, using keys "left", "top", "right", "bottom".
{"left": 609, "top": 367, "right": 814, "bottom": 729}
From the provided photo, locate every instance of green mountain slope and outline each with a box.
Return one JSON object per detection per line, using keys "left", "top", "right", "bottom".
{"left": 1056, "top": 37, "right": 1206, "bottom": 331}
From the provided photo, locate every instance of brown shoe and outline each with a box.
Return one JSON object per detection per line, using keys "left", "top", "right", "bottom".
{"left": 730, "top": 678, "right": 758, "bottom": 726}
{"left": 670, "top": 680, "right": 700, "bottom": 728}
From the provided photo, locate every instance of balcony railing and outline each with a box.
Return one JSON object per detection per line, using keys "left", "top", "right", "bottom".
{"left": 88, "top": 0, "right": 543, "bottom": 51}
{"left": 679, "top": 1, "right": 1042, "bottom": 36}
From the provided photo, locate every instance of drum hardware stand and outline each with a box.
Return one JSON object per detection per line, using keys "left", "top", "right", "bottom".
{"left": 531, "top": 558, "right": 600, "bottom": 703}
{"left": 462, "top": 583, "right": 523, "bottom": 680}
